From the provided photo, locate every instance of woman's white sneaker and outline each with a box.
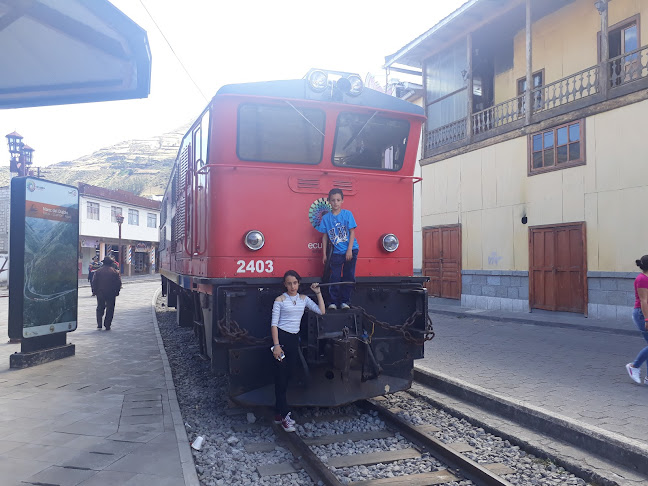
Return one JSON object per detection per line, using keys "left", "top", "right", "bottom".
{"left": 626, "top": 363, "right": 641, "bottom": 383}
{"left": 281, "top": 412, "right": 296, "bottom": 432}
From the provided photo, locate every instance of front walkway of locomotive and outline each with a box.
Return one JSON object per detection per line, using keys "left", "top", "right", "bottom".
{"left": 162, "top": 275, "right": 434, "bottom": 408}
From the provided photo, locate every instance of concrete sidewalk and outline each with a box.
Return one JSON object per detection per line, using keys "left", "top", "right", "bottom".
{"left": 427, "top": 296, "right": 633, "bottom": 334}
{"left": 419, "top": 299, "right": 648, "bottom": 468}
{"left": 0, "top": 281, "right": 197, "bottom": 486}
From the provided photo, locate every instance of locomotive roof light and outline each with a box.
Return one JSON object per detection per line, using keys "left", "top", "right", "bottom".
{"left": 381, "top": 233, "right": 399, "bottom": 253}
{"left": 244, "top": 230, "right": 265, "bottom": 251}
{"left": 307, "top": 70, "right": 329, "bottom": 93}
{"left": 347, "top": 75, "right": 363, "bottom": 96}
{"left": 305, "top": 69, "right": 363, "bottom": 96}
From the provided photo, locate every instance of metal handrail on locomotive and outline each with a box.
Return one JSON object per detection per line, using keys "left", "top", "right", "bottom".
{"left": 159, "top": 68, "right": 434, "bottom": 407}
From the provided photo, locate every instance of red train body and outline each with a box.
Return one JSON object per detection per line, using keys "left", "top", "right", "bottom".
{"left": 160, "top": 71, "right": 432, "bottom": 407}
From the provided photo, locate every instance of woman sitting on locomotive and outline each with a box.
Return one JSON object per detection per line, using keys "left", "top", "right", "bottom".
{"left": 271, "top": 270, "right": 325, "bottom": 432}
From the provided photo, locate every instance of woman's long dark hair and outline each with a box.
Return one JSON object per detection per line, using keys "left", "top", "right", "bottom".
{"left": 283, "top": 270, "right": 301, "bottom": 282}
{"left": 636, "top": 255, "right": 648, "bottom": 271}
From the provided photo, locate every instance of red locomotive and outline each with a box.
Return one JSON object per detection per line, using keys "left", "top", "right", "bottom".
{"left": 160, "top": 69, "right": 433, "bottom": 407}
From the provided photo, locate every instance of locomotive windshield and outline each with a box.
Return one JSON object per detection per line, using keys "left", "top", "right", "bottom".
{"left": 237, "top": 103, "right": 325, "bottom": 164}
{"left": 332, "top": 112, "right": 410, "bottom": 171}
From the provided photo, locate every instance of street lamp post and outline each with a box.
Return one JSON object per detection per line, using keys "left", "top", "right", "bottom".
{"left": 5, "top": 132, "right": 34, "bottom": 177}
{"left": 116, "top": 214, "right": 124, "bottom": 274}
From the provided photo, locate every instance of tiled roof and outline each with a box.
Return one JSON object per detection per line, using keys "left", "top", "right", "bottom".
{"left": 78, "top": 183, "right": 160, "bottom": 210}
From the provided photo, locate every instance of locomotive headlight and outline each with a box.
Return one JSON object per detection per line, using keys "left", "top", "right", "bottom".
{"left": 381, "top": 233, "right": 399, "bottom": 252}
{"left": 308, "top": 70, "right": 328, "bottom": 92}
{"left": 244, "top": 230, "right": 265, "bottom": 250}
{"left": 347, "top": 75, "right": 363, "bottom": 96}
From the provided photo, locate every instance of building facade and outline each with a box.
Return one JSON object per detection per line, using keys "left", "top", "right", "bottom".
{"left": 79, "top": 183, "right": 160, "bottom": 277}
{"left": 386, "top": 0, "right": 647, "bottom": 320}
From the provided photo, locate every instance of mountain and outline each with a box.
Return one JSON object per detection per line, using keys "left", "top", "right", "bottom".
{"left": 0, "top": 124, "right": 189, "bottom": 197}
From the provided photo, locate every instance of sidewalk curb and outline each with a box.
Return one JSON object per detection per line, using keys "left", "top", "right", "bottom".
{"left": 427, "top": 306, "right": 637, "bottom": 337}
{"left": 151, "top": 288, "right": 200, "bottom": 486}
{"left": 414, "top": 366, "right": 648, "bottom": 477}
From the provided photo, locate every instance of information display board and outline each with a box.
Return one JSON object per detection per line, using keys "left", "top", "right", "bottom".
{"left": 8, "top": 178, "right": 79, "bottom": 340}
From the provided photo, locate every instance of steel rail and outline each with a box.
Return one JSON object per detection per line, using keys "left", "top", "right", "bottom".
{"left": 270, "top": 422, "right": 344, "bottom": 486}
{"left": 359, "top": 399, "right": 516, "bottom": 486}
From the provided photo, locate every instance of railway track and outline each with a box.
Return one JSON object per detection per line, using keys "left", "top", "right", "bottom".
{"left": 255, "top": 395, "right": 516, "bottom": 486}
{"left": 155, "top": 298, "right": 593, "bottom": 486}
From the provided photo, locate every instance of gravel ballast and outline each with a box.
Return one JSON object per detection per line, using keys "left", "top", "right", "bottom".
{"left": 155, "top": 294, "right": 592, "bottom": 486}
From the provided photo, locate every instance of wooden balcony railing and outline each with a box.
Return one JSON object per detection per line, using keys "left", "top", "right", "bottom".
{"left": 531, "top": 65, "right": 599, "bottom": 114}
{"left": 425, "top": 118, "right": 467, "bottom": 153}
{"left": 608, "top": 44, "right": 648, "bottom": 88}
{"left": 471, "top": 94, "right": 525, "bottom": 135}
{"left": 424, "top": 44, "right": 648, "bottom": 157}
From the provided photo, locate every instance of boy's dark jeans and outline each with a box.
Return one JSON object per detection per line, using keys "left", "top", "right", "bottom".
{"left": 328, "top": 249, "right": 358, "bottom": 306}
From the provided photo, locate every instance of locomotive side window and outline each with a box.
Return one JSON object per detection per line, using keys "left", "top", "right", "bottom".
{"left": 332, "top": 113, "right": 410, "bottom": 171}
{"left": 237, "top": 104, "right": 325, "bottom": 164}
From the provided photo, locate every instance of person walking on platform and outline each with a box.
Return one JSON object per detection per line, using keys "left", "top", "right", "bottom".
{"left": 91, "top": 256, "right": 122, "bottom": 330}
{"left": 625, "top": 255, "right": 648, "bottom": 384}
{"left": 271, "top": 270, "right": 325, "bottom": 432}
{"left": 88, "top": 256, "right": 101, "bottom": 295}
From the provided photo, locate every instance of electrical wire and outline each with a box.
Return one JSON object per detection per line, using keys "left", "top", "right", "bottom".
{"left": 138, "top": 0, "right": 209, "bottom": 103}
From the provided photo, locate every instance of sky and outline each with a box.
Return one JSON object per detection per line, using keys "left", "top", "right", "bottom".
{"left": 0, "top": 0, "right": 466, "bottom": 167}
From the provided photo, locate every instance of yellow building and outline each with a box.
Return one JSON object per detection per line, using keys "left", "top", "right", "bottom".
{"left": 385, "top": 0, "right": 648, "bottom": 320}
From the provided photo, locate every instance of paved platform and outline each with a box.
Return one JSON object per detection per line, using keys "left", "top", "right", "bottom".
{"left": 419, "top": 298, "right": 648, "bottom": 453}
{"left": 426, "top": 296, "right": 632, "bottom": 334}
{"left": 0, "top": 280, "right": 197, "bottom": 486}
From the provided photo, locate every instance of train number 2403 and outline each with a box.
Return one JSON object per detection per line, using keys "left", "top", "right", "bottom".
{"left": 236, "top": 260, "right": 274, "bottom": 274}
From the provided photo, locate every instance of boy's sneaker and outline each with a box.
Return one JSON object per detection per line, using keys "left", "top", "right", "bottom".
{"left": 281, "top": 412, "right": 296, "bottom": 432}
{"left": 273, "top": 414, "right": 282, "bottom": 425}
{"left": 340, "top": 303, "right": 350, "bottom": 309}
{"left": 626, "top": 363, "right": 641, "bottom": 383}
{"left": 328, "top": 304, "right": 337, "bottom": 310}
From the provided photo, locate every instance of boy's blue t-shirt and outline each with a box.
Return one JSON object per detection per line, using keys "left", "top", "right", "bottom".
{"left": 317, "top": 209, "right": 359, "bottom": 254}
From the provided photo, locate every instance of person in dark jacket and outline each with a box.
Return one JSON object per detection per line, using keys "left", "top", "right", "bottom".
{"left": 91, "top": 256, "right": 122, "bottom": 330}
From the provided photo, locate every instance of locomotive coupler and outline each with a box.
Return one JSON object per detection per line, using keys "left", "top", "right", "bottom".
{"left": 328, "top": 336, "right": 353, "bottom": 382}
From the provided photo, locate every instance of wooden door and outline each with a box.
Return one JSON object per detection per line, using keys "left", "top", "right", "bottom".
{"left": 529, "top": 223, "right": 587, "bottom": 314}
{"left": 423, "top": 225, "right": 461, "bottom": 299}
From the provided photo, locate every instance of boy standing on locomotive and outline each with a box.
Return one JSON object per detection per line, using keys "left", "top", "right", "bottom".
{"left": 318, "top": 188, "right": 359, "bottom": 310}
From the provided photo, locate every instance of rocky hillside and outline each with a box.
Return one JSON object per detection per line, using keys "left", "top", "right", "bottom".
{"left": 0, "top": 124, "right": 189, "bottom": 197}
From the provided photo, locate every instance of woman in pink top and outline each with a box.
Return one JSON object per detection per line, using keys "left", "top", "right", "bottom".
{"left": 625, "top": 255, "right": 648, "bottom": 384}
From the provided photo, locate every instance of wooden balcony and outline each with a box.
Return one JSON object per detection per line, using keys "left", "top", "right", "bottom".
{"left": 424, "top": 44, "right": 648, "bottom": 159}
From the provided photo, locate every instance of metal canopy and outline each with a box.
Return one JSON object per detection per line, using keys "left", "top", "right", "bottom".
{"left": 384, "top": 0, "right": 574, "bottom": 70}
{"left": 0, "top": 0, "right": 151, "bottom": 109}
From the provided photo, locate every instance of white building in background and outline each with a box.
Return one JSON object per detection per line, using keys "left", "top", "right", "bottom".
{"left": 78, "top": 183, "right": 160, "bottom": 277}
